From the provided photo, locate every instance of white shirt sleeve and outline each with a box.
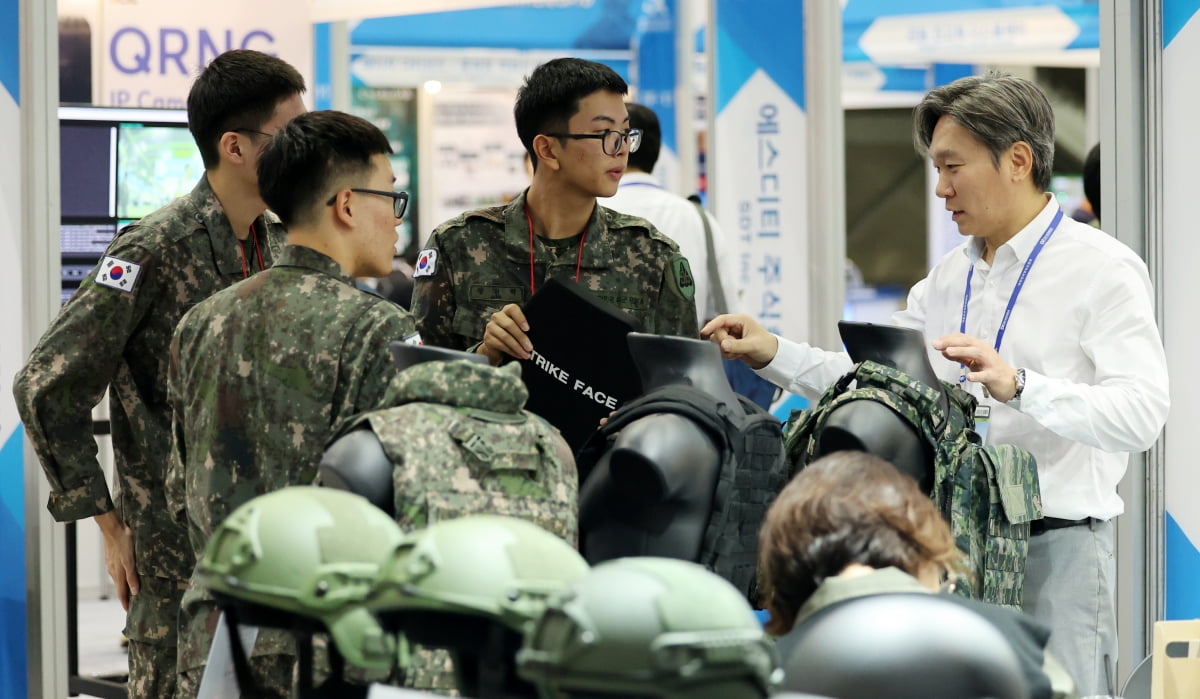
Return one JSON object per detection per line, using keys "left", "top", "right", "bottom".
{"left": 755, "top": 336, "right": 854, "bottom": 399}
{"left": 1018, "top": 254, "right": 1170, "bottom": 452}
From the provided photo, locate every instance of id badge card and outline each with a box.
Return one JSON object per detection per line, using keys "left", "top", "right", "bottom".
{"left": 974, "top": 405, "right": 991, "bottom": 445}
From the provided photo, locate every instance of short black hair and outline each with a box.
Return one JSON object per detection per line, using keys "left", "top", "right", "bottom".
{"left": 1083, "top": 143, "right": 1101, "bottom": 222}
{"left": 625, "top": 102, "right": 662, "bottom": 174}
{"left": 514, "top": 58, "right": 628, "bottom": 168}
{"left": 257, "top": 111, "right": 393, "bottom": 229}
{"left": 187, "top": 49, "right": 306, "bottom": 170}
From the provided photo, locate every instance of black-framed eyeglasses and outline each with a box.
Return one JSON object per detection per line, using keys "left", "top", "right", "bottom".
{"left": 231, "top": 127, "right": 273, "bottom": 139}
{"left": 545, "top": 128, "right": 643, "bottom": 156}
{"left": 326, "top": 188, "right": 410, "bottom": 219}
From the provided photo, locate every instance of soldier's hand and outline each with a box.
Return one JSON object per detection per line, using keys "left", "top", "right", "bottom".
{"left": 480, "top": 304, "right": 533, "bottom": 365}
{"left": 701, "top": 313, "right": 779, "bottom": 370}
{"left": 96, "top": 511, "right": 140, "bottom": 611}
{"left": 932, "top": 333, "right": 1018, "bottom": 402}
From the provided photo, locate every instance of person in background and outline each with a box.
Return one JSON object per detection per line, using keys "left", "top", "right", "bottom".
{"left": 1082, "top": 143, "right": 1101, "bottom": 226}
{"left": 758, "top": 450, "right": 1077, "bottom": 699}
{"left": 13, "top": 49, "right": 306, "bottom": 699}
{"left": 705, "top": 71, "right": 1168, "bottom": 696}
{"left": 167, "top": 110, "right": 416, "bottom": 698}
{"left": 600, "top": 102, "right": 739, "bottom": 325}
{"left": 411, "top": 57, "right": 698, "bottom": 363}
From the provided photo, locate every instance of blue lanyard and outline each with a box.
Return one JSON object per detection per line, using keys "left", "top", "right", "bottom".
{"left": 958, "top": 208, "right": 1064, "bottom": 382}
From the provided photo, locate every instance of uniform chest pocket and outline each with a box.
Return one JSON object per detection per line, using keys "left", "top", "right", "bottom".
{"left": 451, "top": 306, "right": 492, "bottom": 341}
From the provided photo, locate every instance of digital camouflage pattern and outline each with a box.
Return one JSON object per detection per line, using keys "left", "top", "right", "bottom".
{"left": 12, "top": 176, "right": 284, "bottom": 697}
{"left": 783, "top": 361, "right": 1043, "bottom": 608}
{"left": 176, "top": 654, "right": 296, "bottom": 699}
{"left": 411, "top": 190, "right": 699, "bottom": 350}
{"left": 166, "top": 243, "right": 415, "bottom": 694}
{"left": 339, "top": 359, "right": 578, "bottom": 691}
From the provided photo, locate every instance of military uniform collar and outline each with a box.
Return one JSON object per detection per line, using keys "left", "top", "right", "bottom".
{"left": 383, "top": 361, "right": 527, "bottom": 413}
{"left": 273, "top": 244, "right": 355, "bottom": 286}
{"left": 792, "top": 567, "right": 928, "bottom": 627}
{"left": 500, "top": 190, "right": 621, "bottom": 268}
{"left": 188, "top": 174, "right": 283, "bottom": 277}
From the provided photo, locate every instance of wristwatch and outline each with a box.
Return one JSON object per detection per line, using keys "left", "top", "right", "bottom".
{"left": 1010, "top": 368, "right": 1027, "bottom": 402}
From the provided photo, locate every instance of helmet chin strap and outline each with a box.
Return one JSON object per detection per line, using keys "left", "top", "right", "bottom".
{"left": 224, "top": 608, "right": 261, "bottom": 698}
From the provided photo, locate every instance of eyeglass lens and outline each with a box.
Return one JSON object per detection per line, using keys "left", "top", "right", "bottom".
{"left": 603, "top": 129, "right": 642, "bottom": 155}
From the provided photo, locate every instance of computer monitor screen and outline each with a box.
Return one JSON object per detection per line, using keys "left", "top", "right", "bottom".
{"left": 1050, "top": 173, "right": 1088, "bottom": 220}
{"left": 116, "top": 124, "right": 205, "bottom": 219}
{"left": 59, "top": 106, "right": 197, "bottom": 303}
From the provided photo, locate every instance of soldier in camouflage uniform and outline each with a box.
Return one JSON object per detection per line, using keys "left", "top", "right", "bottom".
{"left": 166, "top": 110, "right": 416, "bottom": 698}
{"left": 12, "top": 49, "right": 305, "bottom": 699}
{"left": 412, "top": 57, "right": 698, "bottom": 361}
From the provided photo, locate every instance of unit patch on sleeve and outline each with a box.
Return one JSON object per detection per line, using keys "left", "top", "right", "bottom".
{"left": 667, "top": 253, "right": 696, "bottom": 301}
{"left": 413, "top": 248, "right": 439, "bottom": 278}
{"left": 95, "top": 256, "right": 143, "bottom": 293}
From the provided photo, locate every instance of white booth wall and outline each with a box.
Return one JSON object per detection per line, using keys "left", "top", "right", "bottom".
{"left": 11, "top": 0, "right": 1199, "bottom": 695}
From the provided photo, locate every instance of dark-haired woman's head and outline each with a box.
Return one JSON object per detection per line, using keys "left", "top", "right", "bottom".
{"left": 757, "top": 450, "right": 966, "bottom": 635}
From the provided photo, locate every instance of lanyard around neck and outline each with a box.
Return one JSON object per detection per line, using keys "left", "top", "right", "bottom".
{"left": 238, "top": 222, "right": 265, "bottom": 279}
{"left": 958, "top": 208, "right": 1064, "bottom": 381}
{"left": 524, "top": 205, "right": 587, "bottom": 295}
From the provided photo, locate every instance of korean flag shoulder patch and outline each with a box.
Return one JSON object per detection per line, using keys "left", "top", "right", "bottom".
{"left": 413, "top": 248, "right": 438, "bottom": 278}
{"left": 95, "top": 256, "right": 143, "bottom": 293}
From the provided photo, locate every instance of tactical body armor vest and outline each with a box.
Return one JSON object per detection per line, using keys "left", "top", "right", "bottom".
{"left": 784, "top": 360, "right": 1042, "bottom": 608}
{"left": 339, "top": 361, "right": 578, "bottom": 544}
{"left": 579, "top": 385, "right": 788, "bottom": 606}
{"left": 336, "top": 361, "right": 579, "bottom": 694}
{"left": 364, "top": 404, "right": 576, "bottom": 543}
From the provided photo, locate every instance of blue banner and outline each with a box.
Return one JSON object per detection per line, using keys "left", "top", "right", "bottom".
{"left": 714, "top": 0, "right": 805, "bottom": 112}
{"left": 633, "top": 0, "right": 676, "bottom": 154}
{"left": 1164, "top": 0, "right": 1200, "bottom": 47}
{"left": 0, "top": 428, "right": 26, "bottom": 699}
{"left": 0, "top": 0, "right": 16, "bottom": 104}
{"left": 844, "top": 0, "right": 1099, "bottom": 63}
{"left": 712, "top": 0, "right": 807, "bottom": 341}
{"left": 351, "top": 0, "right": 643, "bottom": 50}
{"left": 1, "top": 1, "right": 26, "bottom": 695}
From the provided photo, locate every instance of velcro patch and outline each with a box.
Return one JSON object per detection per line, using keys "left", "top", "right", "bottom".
{"left": 413, "top": 248, "right": 438, "bottom": 278}
{"left": 667, "top": 253, "right": 696, "bottom": 301}
{"left": 95, "top": 256, "right": 142, "bottom": 293}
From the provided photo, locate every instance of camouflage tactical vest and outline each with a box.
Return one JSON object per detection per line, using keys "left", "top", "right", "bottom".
{"left": 342, "top": 360, "right": 578, "bottom": 692}
{"left": 359, "top": 405, "right": 577, "bottom": 544}
{"left": 578, "top": 384, "right": 788, "bottom": 607}
{"left": 784, "top": 361, "right": 1042, "bottom": 608}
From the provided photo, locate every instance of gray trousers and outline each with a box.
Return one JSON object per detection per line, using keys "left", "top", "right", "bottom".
{"left": 1022, "top": 518, "right": 1118, "bottom": 697}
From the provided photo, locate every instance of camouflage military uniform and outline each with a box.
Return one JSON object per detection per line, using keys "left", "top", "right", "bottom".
{"left": 343, "top": 359, "right": 578, "bottom": 691}
{"left": 411, "top": 190, "right": 699, "bottom": 350}
{"left": 12, "top": 176, "right": 283, "bottom": 699}
{"left": 166, "top": 243, "right": 415, "bottom": 698}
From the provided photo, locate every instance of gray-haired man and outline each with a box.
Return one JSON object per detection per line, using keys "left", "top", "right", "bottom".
{"left": 704, "top": 71, "right": 1169, "bottom": 695}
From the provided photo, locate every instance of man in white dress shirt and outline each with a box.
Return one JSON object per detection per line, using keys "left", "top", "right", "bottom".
{"left": 702, "top": 71, "right": 1169, "bottom": 696}
{"left": 601, "top": 103, "right": 738, "bottom": 324}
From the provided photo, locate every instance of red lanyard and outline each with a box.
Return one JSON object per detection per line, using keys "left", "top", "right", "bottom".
{"left": 524, "top": 206, "right": 587, "bottom": 294}
{"left": 238, "top": 222, "right": 265, "bottom": 279}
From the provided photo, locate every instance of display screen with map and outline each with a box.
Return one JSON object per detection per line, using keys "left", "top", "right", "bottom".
{"left": 116, "top": 124, "right": 203, "bottom": 219}
{"left": 59, "top": 107, "right": 196, "bottom": 303}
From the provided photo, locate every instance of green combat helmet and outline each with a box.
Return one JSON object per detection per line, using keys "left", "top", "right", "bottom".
{"left": 517, "top": 557, "right": 779, "bottom": 699}
{"left": 365, "top": 514, "right": 590, "bottom": 698}
{"left": 196, "top": 486, "right": 406, "bottom": 695}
